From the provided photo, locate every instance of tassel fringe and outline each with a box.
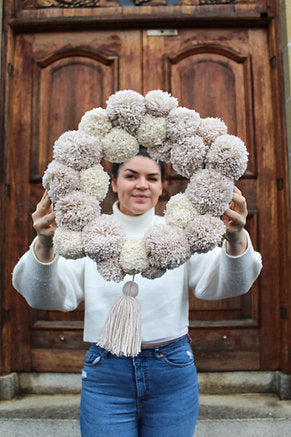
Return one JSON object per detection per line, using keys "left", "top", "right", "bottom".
{"left": 98, "top": 281, "right": 141, "bottom": 357}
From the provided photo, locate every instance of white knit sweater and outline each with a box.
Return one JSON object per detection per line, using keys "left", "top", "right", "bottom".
{"left": 12, "top": 203, "right": 262, "bottom": 343}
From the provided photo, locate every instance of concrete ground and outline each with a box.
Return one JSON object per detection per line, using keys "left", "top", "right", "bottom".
{"left": 0, "top": 392, "right": 291, "bottom": 436}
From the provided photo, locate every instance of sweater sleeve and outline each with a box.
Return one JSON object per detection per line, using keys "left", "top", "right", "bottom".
{"left": 187, "top": 231, "right": 262, "bottom": 300}
{"left": 12, "top": 239, "right": 85, "bottom": 311}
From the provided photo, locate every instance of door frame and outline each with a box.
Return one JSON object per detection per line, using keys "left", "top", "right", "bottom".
{"left": 1, "top": 2, "right": 290, "bottom": 375}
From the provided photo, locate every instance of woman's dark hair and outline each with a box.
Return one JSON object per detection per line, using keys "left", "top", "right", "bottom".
{"left": 111, "top": 146, "right": 165, "bottom": 182}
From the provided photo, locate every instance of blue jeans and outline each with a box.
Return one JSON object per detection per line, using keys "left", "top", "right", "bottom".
{"left": 80, "top": 335, "right": 199, "bottom": 437}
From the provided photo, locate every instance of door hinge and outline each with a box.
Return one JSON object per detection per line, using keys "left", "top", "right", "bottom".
{"left": 270, "top": 56, "right": 276, "bottom": 69}
{"left": 280, "top": 307, "right": 287, "bottom": 320}
{"left": 4, "top": 184, "right": 10, "bottom": 197}
{"left": 277, "top": 178, "right": 284, "bottom": 191}
{"left": 1, "top": 308, "right": 10, "bottom": 324}
{"left": 7, "top": 63, "right": 14, "bottom": 76}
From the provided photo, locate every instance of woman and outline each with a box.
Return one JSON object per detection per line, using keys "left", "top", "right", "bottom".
{"left": 12, "top": 148, "right": 262, "bottom": 437}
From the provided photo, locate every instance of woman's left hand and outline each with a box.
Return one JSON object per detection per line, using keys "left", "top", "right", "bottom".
{"left": 221, "top": 186, "right": 248, "bottom": 256}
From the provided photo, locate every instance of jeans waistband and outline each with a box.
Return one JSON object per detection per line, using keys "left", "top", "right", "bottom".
{"left": 92, "top": 334, "right": 192, "bottom": 359}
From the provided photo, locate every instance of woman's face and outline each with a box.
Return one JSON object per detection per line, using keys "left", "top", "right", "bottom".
{"left": 111, "top": 155, "right": 163, "bottom": 216}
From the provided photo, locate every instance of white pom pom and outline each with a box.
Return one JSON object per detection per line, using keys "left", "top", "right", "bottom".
{"left": 137, "top": 114, "right": 167, "bottom": 148}
{"left": 80, "top": 164, "right": 110, "bottom": 201}
{"left": 120, "top": 239, "right": 149, "bottom": 275}
{"left": 53, "top": 227, "right": 84, "bottom": 259}
{"left": 102, "top": 128, "right": 139, "bottom": 163}
{"left": 78, "top": 107, "right": 112, "bottom": 139}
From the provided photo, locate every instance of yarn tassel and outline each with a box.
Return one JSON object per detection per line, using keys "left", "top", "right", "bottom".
{"left": 97, "top": 281, "right": 141, "bottom": 357}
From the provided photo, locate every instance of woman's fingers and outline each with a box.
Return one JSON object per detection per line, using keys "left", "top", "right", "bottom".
{"left": 32, "top": 191, "right": 56, "bottom": 235}
{"left": 222, "top": 187, "right": 248, "bottom": 232}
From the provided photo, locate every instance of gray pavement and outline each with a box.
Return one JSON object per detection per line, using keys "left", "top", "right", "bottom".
{"left": 0, "top": 418, "right": 291, "bottom": 437}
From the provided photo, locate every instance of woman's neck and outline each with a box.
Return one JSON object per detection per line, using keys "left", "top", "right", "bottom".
{"left": 112, "top": 201, "right": 156, "bottom": 237}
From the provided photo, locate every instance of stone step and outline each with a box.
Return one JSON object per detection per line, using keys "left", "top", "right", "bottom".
{"left": 0, "top": 393, "right": 290, "bottom": 437}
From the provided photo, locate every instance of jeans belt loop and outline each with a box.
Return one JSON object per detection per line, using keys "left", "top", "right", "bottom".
{"left": 186, "top": 333, "right": 192, "bottom": 344}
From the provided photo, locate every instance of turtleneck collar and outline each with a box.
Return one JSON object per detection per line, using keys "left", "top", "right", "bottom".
{"left": 112, "top": 201, "right": 156, "bottom": 237}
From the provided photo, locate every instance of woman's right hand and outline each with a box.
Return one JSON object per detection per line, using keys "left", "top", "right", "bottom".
{"left": 31, "top": 190, "right": 57, "bottom": 262}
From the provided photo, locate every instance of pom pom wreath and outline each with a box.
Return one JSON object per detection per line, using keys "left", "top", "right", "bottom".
{"left": 145, "top": 90, "right": 178, "bottom": 117}
{"left": 145, "top": 224, "right": 191, "bottom": 270}
{"left": 141, "top": 265, "right": 166, "bottom": 280}
{"left": 197, "top": 117, "right": 227, "bottom": 147}
{"left": 185, "top": 169, "right": 234, "bottom": 217}
{"left": 120, "top": 239, "right": 149, "bottom": 275}
{"left": 80, "top": 164, "right": 110, "bottom": 201}
{"left": 42, "top": 160, "right": 80, "bottom": 203}
{"left": 55, "top": 190, "right": 100, "bottom": 231}
{"left": 102, "top": 128, "right": 139, "bottom": 163}
{"left": 82, "top": 215, "right": 126, "bottom": 263}
{"left": 53, "top": 130, "right": 103, "bottom": 171}
{"left": 165, "top": 193, "right": 199, "bottom": 228}
{"left": 53, "top": 227, "right": 84, "bottom": 259}
{"left": 78, "top": 107, "right": 112, "bottom": 139}
{"left": 185, "top": 215, "right": 226, "bottom": 253}
{"left": 43, "top": 89, "right": 246, "bottom": 282}
{"left": 106, "top": 90, "right": 146, "bottom": 134}
{"left": 206, "top": 134, "right": 248, "bottom": 180}
{"left": 97, "top": 256, "right": 126, "bottom": 283}
{"left": 167, "top": 107, "right": 200, "bottom": 142}
{"left": 137, "top": 114, "right": 167, "bottom": 148}
{"left": 170, "top": 135, "right": 207, "bottom": 178}
{"left": 147, "top": 140, "right": 172, "bottom": 163}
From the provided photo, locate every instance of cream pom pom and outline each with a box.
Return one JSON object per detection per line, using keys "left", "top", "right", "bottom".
{"left": 53, "top": 227, "right": 84, "bottom": 259}
{"left": 170, "top": 135, "right": 207, "bottom": 178}
{"left": 167, "top": 107, "right": 200, "bottom": 142}
{"left": 78, "top": 107, "right": 112, "bottom": 139}
{"left": 82, "top": 215, "right": 126, "bottom": 263}
{"left": 165, "top": 193, "right": 199, "bottom": 228}
{"left": 185, "top": 169, "right": 234, "bottom": 217}
{"left": 144, "top": 224, "right": 191, "bottom": 270}
{"left": 141, "top": 265, "right": 166, "bottom": 280}
{"left": 53, "top": 130, "right": 103, "bottom": 171}
{"left": 206, "top": 134, "right": 248, "bottom": 180}
{"left": 80, "top": 164, "right": 110, "bottom": 201}
{"left": 197, "top": 117, "right": 227, "bottom": 147}
{"left": 102, "top": 128, "right": 139, "bottom": 163}
{"left": 120, "top": 239, "right": 149, "bottom": 275}
{"left": 185, "top": 215, "right": 226, "bottom": 253}
{"left": 137, "top": 114, "right": 167, "bottom": 148}
{"left": 147, "top": 140, "right": 172, "bottom": 163}
{"left": 106, "top": 90, "right": 146, "bottom": 134}
{"left": 145, "top": 90, "right": 178, "bottom": 116}
{"left": 55, "top": 191, "right": 100, "bottom": 231}
{"left": 42, "top": 160, "right": 80, "bottom": 204}
{"left": 97, "top": 256, "right": 125, "bottom": 283}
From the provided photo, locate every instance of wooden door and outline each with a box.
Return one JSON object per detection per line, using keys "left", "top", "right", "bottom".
{"left": 143, "top": 28, "right": 277, "bottom": 371}
{"left": 8, "top": 30, "right": 143, "bottom": 371}
{"left": 7, "top": 27, "right": 278, "bottom": 372}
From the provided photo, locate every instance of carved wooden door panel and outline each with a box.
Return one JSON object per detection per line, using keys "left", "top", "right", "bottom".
{"left": 9, "top": 27, "right": 278, "bottom": 372}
